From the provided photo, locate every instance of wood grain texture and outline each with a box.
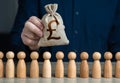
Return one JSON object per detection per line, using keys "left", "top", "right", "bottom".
{"left": 55, "top": 51, "right": 64, "bottom": 78}
{"left": 30, "top": 60, "right": 39, "bottom": 78}
{"left": 6, "top": 51, "right": 15, "bottom": 78}
{"left": 115, "top": 52, "right": 120, "bottom": 78}
{"left": 42, "top": 52, "right": 51, "bottom": 78}
{"left": 92, "top": 52, "right": 101, "bottom": 78}
{"left": 17, "top": 60, "right": 26, "bottom": 78}
{"left": 80, "top": 60, "right": 89, "bottom": 78}
{"left": 67, "top": 52, "right": 76, "bottom": 78}
{"left": 6, "top": 59, "right": 15, "bottom": 78}
{"left": 104, "top": 52, "right": 112, "bottom": 78}
{"left": 80, "top": 52, "right": 89, "bottom": 78}
{"left": 92, "top": 61, "right": 101, "bottom": 78}
{"left": 0, "top": 60, "right": 4, "bottom": 78}
{"left": 16, "top": 52, "right": 26, "bottom": 78}
{"left": 0, "top": 51, "right": 4, "bottom": 78}
{"left": 30, "top": 51, "right": 39, "bottom": 78}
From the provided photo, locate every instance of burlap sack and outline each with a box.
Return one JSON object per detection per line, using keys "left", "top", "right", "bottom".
{"left": 38, "top": 3, "right": 69, "bottom": 47}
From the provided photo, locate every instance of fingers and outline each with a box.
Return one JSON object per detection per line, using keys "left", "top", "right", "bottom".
{"left": 21, "top": 16, "right": 44, "bottom": 50}
{"left": 21, "top": 35, "right": 39, "bottom": 50}
{"left": 22, "top": 30, "right": 40, "bottom": 40}
{"left": 28, "top": 16, "right": 44, "bottom": 30}
{"left": 24, "top": 21, "right": 43, "bottom": 37}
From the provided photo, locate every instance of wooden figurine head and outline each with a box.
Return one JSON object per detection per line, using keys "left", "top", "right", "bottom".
{"left": 30, "top": 51, "right": 39, "bottom": 60}
{"left": 6, "top": 51, "right": 14, "bottom": 59}
{"left": 80, "top": 52, "right": 89, "bottom": 60}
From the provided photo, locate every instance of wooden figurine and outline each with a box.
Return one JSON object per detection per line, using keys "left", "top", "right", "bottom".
{"left": 6, "top": 51, "right": 15, "bottom": 78}
{"left": 80, "top": 52, "right": 89, "bottom": 78}
{"left": 68, "top": 52, "right": 76, "bottom": 78}
{"left": 92, "top": 52, "right": 101, "bottom": 78}
{"left": 30, "top": 51, "right": 39, "bottom": 78}
{"left": 55, "top": 51, "right": 64, "bottom": 78}
{"left": 0, "top": 51, "right": 4, "bottom": 78}
{"left": 104, "top": 52, "right": 112, "bottom": 78}
{"left": 115, "top": 52, "right": 120, "bottom": 78}
{"left": 16, "top": 51, "right": 26, "bottom": 78}
{"left": 42, "top": 51, "right": 51, "bottom": 78}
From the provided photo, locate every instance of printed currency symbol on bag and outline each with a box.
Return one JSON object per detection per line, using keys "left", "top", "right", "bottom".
{"left": 47, "top": 17, "right": 61, "bottom": 40}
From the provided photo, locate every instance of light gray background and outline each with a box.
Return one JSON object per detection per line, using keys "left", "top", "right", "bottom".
{"left": 0, "top": 0, "right": 18, "bottom": 33}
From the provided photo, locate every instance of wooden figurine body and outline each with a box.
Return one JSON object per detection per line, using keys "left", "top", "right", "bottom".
{"left": 17, "top": 51, "right": 26, "bottom": 78}
{"left": 104, "top": 52, "right": 112, "bottom": 78}
{"left": 92, "top": 52, "right": 101, "bottom": 78}
{"left": 80, "top": 52, "right": 89, "bottom": 78}
{"left": 30, "top": 51, "right": 39, "bottom": 78}
{"left": 55, "top": 51, "right": 64, "bottom": 78}
{"left": 6, "top": 51, "right": 15, "bottom": 78}
{"left": 68, "top": 52, "right": 76, "bottom": 78}
{"left": 115, "top": 52, "right": 120, "bottom": 78}
{"left": 42, "top": 52, "right": 51, "bottom": 78}
{"left": 0, "top": 51, "right": 4, "bottom": 78}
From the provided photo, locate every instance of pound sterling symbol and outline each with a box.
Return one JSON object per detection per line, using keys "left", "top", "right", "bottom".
{"left": 47, "top": 18, "right": 61, "bottom": 40}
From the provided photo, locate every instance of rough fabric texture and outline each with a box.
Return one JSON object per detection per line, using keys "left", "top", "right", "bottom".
{"left": 38, "top": 4, "right": 69, "bottom": 47}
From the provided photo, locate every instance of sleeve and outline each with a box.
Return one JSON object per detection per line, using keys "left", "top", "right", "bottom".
{"left": 10, "top": 0, "right": 50, "bottom": 61}
{"left": 108, "top": 0, "right": 120, "bottom": 55}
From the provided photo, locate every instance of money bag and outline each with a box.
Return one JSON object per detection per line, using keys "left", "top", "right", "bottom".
{"left": 38, "top": 3, "right": 69, "bottom": 47}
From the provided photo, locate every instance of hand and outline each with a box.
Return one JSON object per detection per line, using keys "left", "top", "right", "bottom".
{"left": 21, "top": 16, "right": 44, "bottom": 50}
